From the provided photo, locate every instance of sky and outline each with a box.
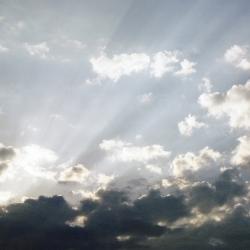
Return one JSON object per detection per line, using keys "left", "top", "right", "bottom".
{"left": 0, "top": 0, "right": 250, "bottom": 249}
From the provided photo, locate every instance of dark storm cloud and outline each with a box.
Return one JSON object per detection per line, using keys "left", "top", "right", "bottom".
{"left": 189, "top": 168, "right": 246, "bottom": 213}
{"left": 147, "top": 205, "right": 250, "bottom": 250}
{"left": 0, "top": 169, "right": 249, "bottom": 249}
{"left": 0, "top": 196, "right": 85, "bottom": 250}
{"left": 0, "top": 189, "right": 188, "bottom": 249}
{"left": 81, "top": 189, "right": 188, "bottom": 238}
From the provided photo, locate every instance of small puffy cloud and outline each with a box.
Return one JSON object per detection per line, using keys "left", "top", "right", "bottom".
{"left": 231, "top": 135, "right": 250, "bottom": 167}
{"left": 172, "top": 147, "right": 222, "bottom": 179}
{"left": 57, "top": 163, "right": 114, "bottom": 190}
{"left": 100, "top": 139, "right": 171, "bottom": 163}
{"left": 58, "top": 164, "right": 90, "bottom": 183}
{"left": 24, "top": 42, "right": 50, "bottom": 59}
{"left": 224, "top": 45, "right": 250, "bottom": 70}
{"left": 90, "top": 53, "right": 150, "bottom": 81}
{"left": 150, "top": 51, "right": 179, "bottom": 78}
{"left": 175, "top": 59, "right": 196, "bottom": 76}
{"left": 178, "top": 114, "right": 206, "bottom": 137}
{"left": 199, "top": 77, "right": 213, "bottom": 93}
{"left": 199, "top": 80, "right": 250, "bottom": 129}
{"left": 138, "top": 92, "right": 153, "bottom": 104}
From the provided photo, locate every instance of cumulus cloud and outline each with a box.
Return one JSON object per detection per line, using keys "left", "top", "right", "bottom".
{"left": 90, "top": 51, "right": 196, "bottom": 82}
{"left": 199, "top": 80, "right": 250, "bottom": 129}
{"left": 24, "top": 42, "right": 50, "bottom": 59}
{"left": 13, "top": 144, "right": 58, "bottom": 179}
{"left": 172, "top": 146, "right": 222, "bottom": 179}
{"left": 178, "top": 114, "right": 206, "bottom": 136}
{"left": 90, "top": 53, "right": 150, "bottom": 81}
{"left": 0, "top": 142, "right": 114, "bottom": 204}
{"left": 150, "top": 51, "right": 179, "bottom": 78}
{"left": 175, "top": 59, "right": 196, "bottom": 76}
{"left": 231, "top": 135, "right": 250, "bottom": 167}
{"left": 100, "top": 139, "right": 171, "bottom": 163}
{"left": 145, "top": 164, "right": 162, "bottom": 174}
{"left": 224, "top": 45, "right": 250, "bottom": 70}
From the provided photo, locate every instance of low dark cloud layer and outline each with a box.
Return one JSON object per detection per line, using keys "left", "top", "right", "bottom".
{"left": 0, "top": 169, "right": 249, "bottom": 249}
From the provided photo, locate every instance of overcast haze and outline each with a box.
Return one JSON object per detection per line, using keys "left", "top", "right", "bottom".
{"left": 0, "top": 1, "right": 250, "bottom": 249}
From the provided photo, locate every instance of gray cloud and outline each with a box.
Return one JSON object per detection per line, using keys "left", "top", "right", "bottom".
{"left": 0, "top": 168, "right": 249, "bottom": 249}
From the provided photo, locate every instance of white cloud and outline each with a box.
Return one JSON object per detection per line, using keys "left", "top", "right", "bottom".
{"left": 0, "top": 142, "right": 113, "bottom": 203}
{"left": 24, "top": 42, "right": 50, "bottom": 59}
{"left": 224, "top": 45, "right": 250, "bottom": 70}
{"left": 145, "top": 164, "right": 162, "bottom": 174}
{"left": 231, "top": 135, "right": 250, "bottom": 167}
{"left": 0, "top": 143, "right": 58, "bottom": 183}
{"left": 172, "top": 147, "right": 222, "bottom": 178}
{"left": 178, "top": 114, "right": 206, "bottom": 137}
{"left": 13, "top": 144, "right": 58, "bottom": 179}
{"left": 199, "top": 80, "right": 250, "bottom": 129}
{"left": 175, "top": 59, "right": 196, "bottom": 76}
{"left": 138, "top": 92, "right": 153, "bottom": 104}
{"left": 100, "top": 139, "right": 171, "bottom": 163}
{"left": 0, "top": 191, "right": 13, "bottom": 205}
{"left": 90, "top": 53, "right": 150, "bottom": 81}
{"left": 90, "top": 51, "right": 196, "bottom": 82}
{"left": 199, "top": 77, "right": 212, "bottom": 93}
{"left": 97, "top": 173, "right": 114, "bottom": 187}
{"left": 150, "top": 51, "right": 179, "bottom": 78}
{"left": 71, "top": 190, "right": 99, "bottom": 200}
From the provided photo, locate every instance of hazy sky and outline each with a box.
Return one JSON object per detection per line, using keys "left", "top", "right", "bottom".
{"left": 0, "top": 1, "right": 250, "bottom": 249}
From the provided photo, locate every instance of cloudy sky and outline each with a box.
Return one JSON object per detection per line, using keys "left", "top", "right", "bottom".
{"left": 1, "top": 0, "right": 250, "bottom": 249}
